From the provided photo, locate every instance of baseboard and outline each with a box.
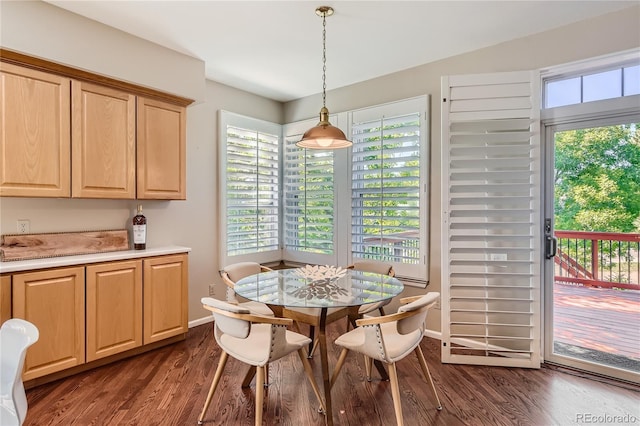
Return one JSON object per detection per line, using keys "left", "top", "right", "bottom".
{"left": 189, "top": 316, "right": 213, "bottom": 328}
{"left": 424, "top": 329, "right": 442, "bottom": 340}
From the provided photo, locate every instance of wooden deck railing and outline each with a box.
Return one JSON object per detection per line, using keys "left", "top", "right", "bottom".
{"left": 555, "top": 230, "right": 640, "bottom": 290}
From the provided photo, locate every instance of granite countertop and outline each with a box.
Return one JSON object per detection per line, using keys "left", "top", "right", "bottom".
{"left": 0, "top": 245, "right": 191, "bottom": 273}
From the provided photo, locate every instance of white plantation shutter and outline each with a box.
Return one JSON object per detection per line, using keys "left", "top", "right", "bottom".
{"left": 284, "top": 136, "right": 335, "bottom": 253}
{"left": 350, "top": 97, "right": 428, "bottom": 279}
{"left": 441, "top": 71, "right": 541, "bottom": 368}
{"left": 220, "top": 111, "right": 280, "bottom": 265}
{"left": 282, "top": 118, "right": 337, "bottom": 266}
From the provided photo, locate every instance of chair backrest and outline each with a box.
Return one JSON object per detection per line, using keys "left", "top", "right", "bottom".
{"left": 348, "top": 261, "right": 395, "bottom": 277}
{"left": 221, "top": 262, "right": 272, "bottom": 288}
{"left": 0, "top": 319, "right": 39, "bottom": 426}
{"left": 396, "top": 292, "right": 439, "bottom": 335}
{"left": 202, "top": 297, "right": 252, "bottom": 338}
{"left": 201, "top": 297, "right": 293, "bottom": 366}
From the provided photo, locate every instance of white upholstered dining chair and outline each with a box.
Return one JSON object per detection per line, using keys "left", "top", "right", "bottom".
{"left": 0, "top": 319, "right": 39, "bottom": 426}
{"left": 346, "top": 261, "right": 395, "bottom": 326}
{"left": 330, "top": 293, "right": 442, "bottom": 426}
{"left": 198, "top": 297, "right": 325, "bottom": 426}
{"left": 220, "top": 262, "right": 275, "bottom": 317}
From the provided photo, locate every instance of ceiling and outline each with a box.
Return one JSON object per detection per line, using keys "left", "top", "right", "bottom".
{"left": 45, "top": 1, "right": 636, "bottom": 102}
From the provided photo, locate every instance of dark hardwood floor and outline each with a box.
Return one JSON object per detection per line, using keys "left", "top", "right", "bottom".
{"left": 26, "top": 322, "right": 639, "bottom": 425}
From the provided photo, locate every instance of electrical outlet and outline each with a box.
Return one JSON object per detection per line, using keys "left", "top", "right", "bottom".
{"left": 434, "top": 297, "right": 441, "bottom": 310}
{"left": 17, "top": 219, "right": 30, "bottom": 234}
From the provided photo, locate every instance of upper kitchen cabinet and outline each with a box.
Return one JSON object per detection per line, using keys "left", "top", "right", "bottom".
{"left": 0, "top": 62, "right": 71, "bottom": 197}
{"left": 0, "top": 50, "right": 193, "bottom": 200}
{"left": 72, "top": 81, "right": 136, "bottom": 198}
{"left": 137, "top": 98, "right": 186, "bottom": 200}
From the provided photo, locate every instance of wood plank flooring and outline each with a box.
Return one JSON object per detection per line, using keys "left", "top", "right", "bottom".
{"left": 26, "top": 322, "right": 639, "bottom": 425}
{"left": 554, "top": 284, "right": 640, "bottom": 359}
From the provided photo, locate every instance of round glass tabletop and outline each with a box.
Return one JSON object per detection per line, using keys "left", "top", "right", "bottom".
{"left": 234, "top": 265, "right": 404, "bottom": 308}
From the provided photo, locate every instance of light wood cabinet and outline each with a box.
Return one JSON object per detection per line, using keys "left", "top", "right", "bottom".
{"left": 86, "top": 260, "right": 142, "bottom": 362}
{"left": 12, "top": 266, "right": 85, "bottom": 381}
{"left": 0, "top": 55, "right": 191, "bottom": 200}
{"left": 1, "top": 275, "right": 10, "bottom": 324}
{"left": 6, "top": 252, "right": 188, "bottom": 383}
{"left": 143, "top": 254, "right": 188, "bottom": 343}
{"left": 137, "top": 98, "right": 187, "bottom": 200}
{"left": 0, "top": 62, "right": 71, "bottom": 197}
{"left": 72, "top": 81, "right": 136, "bottom": 199}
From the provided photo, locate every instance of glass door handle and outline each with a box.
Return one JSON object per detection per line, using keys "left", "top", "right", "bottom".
{"left": 545, "top": 236, "right": 557, "bottom": 259}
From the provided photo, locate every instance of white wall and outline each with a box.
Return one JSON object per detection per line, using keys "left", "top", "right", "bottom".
{"left": 284, "top": 5, "right": 640, "bottom": 332}
{"left": 0, "top": 1, "right": 282, "bottom": 324}
{"left": 0, "top": 0, "right": 205, "bottom": 102}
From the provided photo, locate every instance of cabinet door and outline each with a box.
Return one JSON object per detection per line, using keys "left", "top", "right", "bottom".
{"left": 12, "top": 267, "right": 85, "bottom": 381}
{"left": 137, "top": 98, "right": 186, "bottom": 200}
{"left": 143, "top": 254, "right": 188, "bottom": 343}
{"left": 86, "top": 260, "right": 142, "bottom": 362}
{"left": 72, "top": 81, "right": 136, "bottom": 198}
{"left": 1, "top": 275, "right": 10, "bottom": 324}
{"left": 0, "top": 62, "right": 71, "bottom": 197}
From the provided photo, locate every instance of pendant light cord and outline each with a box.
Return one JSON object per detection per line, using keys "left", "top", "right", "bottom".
{"left": 322, "top": 11, "right": 327, "bottom": 109}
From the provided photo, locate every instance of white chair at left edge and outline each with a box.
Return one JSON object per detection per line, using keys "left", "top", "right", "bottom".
{"left": 1, "top": 319, "right": 39, "bottom": 426}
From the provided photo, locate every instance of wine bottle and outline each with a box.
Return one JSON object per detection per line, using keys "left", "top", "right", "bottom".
{"left": 133, "top": 204, "right": 147, "bottom": 250}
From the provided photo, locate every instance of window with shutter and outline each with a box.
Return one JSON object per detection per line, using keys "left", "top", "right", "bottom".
{"left": 227, "top": 98, "right": 429, "bottom": 282}
{"left": 219, "top": 111, "right": 281, "bottom": 266}
{"left": 284, "top": 135, "right": 335, "bottom": 254}
{"left": 350, "top": 97, "right": 429, "bottom": 280}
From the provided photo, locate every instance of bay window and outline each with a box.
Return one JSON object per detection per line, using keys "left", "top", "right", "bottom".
{"left": 221, "top": 96, "right": 429, "bottom": 284}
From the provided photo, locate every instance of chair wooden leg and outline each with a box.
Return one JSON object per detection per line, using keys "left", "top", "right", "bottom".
{"left": 255, "top": 366, "right": 265, "bottom": 426}
{"left": 364, "top": 355, "right": 372, "bottom": 381}
{"left": 330, "top": 348, "right": 349, "bottom": 391}
{"left": 298, "top": 348, "right": 326, "bottom": 413}
{"left": 241, "top": 364, "right": 269, "bottom": 387}
{"left": 387, "top": 362, "right": 404, "bottom": 426}
{"left": 415, "top": 346, "right": 442, "bottom": 410}
{"left": 198, "top": 352, "right": 229, "bottom": 424}
{"left": 309, "top": 337, "right": 319, "bottom": 358}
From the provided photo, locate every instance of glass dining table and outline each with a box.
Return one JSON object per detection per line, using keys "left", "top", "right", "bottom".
{"left": 234, "top": 265, "right": 404, "bottom": 425}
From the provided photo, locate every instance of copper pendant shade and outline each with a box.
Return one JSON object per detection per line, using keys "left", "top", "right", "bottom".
{"left": 296, "top": 6, "right": 352, "bottom": 150}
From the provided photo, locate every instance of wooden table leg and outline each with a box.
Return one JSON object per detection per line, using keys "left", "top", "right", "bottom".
{"left": 318, "top": 308, "right": 333, "bottom": 426}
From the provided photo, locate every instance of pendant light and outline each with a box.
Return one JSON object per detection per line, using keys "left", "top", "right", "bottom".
{"left": 296, "top": 6, "right": 352, "bottom": 149}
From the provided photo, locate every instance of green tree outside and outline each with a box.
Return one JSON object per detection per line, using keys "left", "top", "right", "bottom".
{"left": 554, "top": 123, "right": 640, "bottom": 233}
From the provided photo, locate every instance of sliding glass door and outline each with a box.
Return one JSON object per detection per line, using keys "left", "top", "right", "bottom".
{"left": 543, "top": 117, "right": 640, "bottom": 383}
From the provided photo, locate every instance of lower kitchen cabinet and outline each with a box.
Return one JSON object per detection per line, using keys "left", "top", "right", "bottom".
{"left": 7, "top": 252, "right": 188, "bottom": 383}
{"left": 143, "top": 254, "right": 188, "bottom": 343}
{"left": 12, "top": 266, "right": 85, "bottom": 381}
{"left": 86, "top": 260, "right": 143, "bottom": 362}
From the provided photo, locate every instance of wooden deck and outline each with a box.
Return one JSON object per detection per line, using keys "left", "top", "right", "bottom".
{"left": 554, "top": 283, "right": 640, "bottom": 360}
